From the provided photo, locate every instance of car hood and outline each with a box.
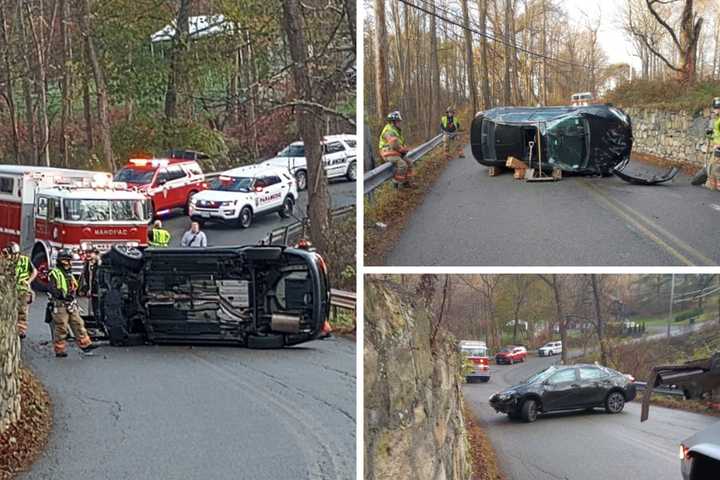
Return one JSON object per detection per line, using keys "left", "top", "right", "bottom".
{"left": 683, "top": 420, "right": 720, "bottom": 459}
{"left": 193, "top": 190, "right": 253, "bottom": 202}
{"left": 263, "top": 157, "right": 303, "bottom": 167}
{"left": 494, "top": 382, "right": 534, "bottom": 398}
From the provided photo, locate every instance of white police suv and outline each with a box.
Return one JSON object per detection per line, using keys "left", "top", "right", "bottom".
{"left": 188, "top": 165, "right": 297, "bottom": 228}
{"left": 262, "top": 134, "right": 357, "bottom": 190}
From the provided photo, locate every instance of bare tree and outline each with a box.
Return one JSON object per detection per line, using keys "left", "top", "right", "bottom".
{"left": 165, "top": 0, "right": 191, "bottom": 119}
{"left": 539, "top": 274, "right": 568, "bottom": 363}
{"left": 374, "top": 0, "right": 389, "bottom": 117}
{"left": 461, "top": 0, "right": 478, "bottom": 114}
{"left": 590, "top": 274, "right": 608, "bottom": 365}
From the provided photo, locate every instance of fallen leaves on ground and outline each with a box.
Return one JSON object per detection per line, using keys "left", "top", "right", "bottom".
{"left": 464, "top": 404, "right": 505, "bottom": 480}
{"left": 0, "top": 368, "right": 52, "bottom": 480}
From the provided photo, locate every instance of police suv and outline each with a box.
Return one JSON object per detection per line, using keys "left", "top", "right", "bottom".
{"left": 188, "top": 165, "right": 297, "bottom": 228}
{"left": 262, "top": 134, "right": 357, "bottom": 190}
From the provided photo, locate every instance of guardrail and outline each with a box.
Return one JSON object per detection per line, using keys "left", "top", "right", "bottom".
{"left": 330, "top": 288, "right": 356, "bottom": 311}
{"left": 263, "top": 205, "right": 355, "bottom": 246}
{"left": 364, "top": 133, "right": 444, "bottom": 195}
{"left": 634, "top": 381, "right": 685, "bottom": 397}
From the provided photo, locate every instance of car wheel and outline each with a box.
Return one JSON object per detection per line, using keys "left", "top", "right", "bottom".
{"left": 295, "top": 170, "right": 308, "bottom": 191}
{"left": 605, "top": 391, "right": 625, "bottom": 414}
{"left": 520, "top": 399, "right": 538, "bottom": 423}
{"left": 238, "top": 206, "right": 253, "bottom": 229}
{"left": 691, "top": 166, "right": 708, "bottom": 186}
{"left": 108, "top": 245, "right": 144, "bottom": 272}
{"left": 278, "top": 196, "right": 294, "bottom": 218}
{"left": 346, "top": 161, "right": 357, "bottom": 181}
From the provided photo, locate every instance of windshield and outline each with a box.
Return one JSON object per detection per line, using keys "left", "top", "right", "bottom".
{"left": 114, "top": 167, "right": 155, "bottom": 184}
{"left": 462, "top": 347, "right": 487, "bottom": 357}
{"left": 209, "top": 176, "right": 254, "bottom": 192}
{"left": 546, "top": 116, "right": 588, "bottom": 170}
{"left": 63, "top": 199, "right": 147, "bottom": 222}
{"left": 277, "top": 144, "right": 305, "bottom": 157}
{"left": 499, "top": 348, "right": 511, "bottom": 353}
{"left": 525, "top": 366, "right": 558, "bottom": 384}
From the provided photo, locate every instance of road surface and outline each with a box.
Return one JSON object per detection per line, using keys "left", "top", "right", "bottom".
{"left": 162, "top": 178, "right": 356, "bottom": 247}
{"left": 463, "top": 355, "right": 717, "bottom": 480}
{"left": 19, "top": 185, "right": 357, "bottom": 479}
{"left": 385, "top": 144, "right": 720, "bottom": 266}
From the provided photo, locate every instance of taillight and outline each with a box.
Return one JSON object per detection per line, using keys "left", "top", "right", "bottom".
{"left": 679, "top": 445, "right": 689, "bottom": 460}
{"left": 315, "top": 253, "right": 327, "bottom": 274}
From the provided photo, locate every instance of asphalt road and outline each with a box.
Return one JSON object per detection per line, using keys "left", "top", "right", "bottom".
{"left": 161, "top": 178, "right": 356, "bottom": 247}
{"left": 385, "top": 144, "right": 720, "bottom": 266}
{"left": 463, "top": 355, "right": 718, "bottom": 480}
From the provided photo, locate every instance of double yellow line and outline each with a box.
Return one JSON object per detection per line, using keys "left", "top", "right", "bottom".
{"left": 579, "top": 180, "right": 715, "bottom": 266}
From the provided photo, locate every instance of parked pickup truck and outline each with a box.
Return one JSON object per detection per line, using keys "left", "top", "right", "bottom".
{"left": 82, "top": 244, "right": 330, "bottom": 348}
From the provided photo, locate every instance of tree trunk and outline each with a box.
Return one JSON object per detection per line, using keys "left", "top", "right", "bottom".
{"left": 59, "top": 0, "right": 71, "bottom": 166}
{"left": 82, "top": 59, "right": 94, "bottom": 151}
{"left": 590, "top": 275, "right": 607, "bottom": 365}
{"left": 541, "top": 0, "right": 548, "bottom": 105}
{"left": 79, "top": 0, "right": 114, "bottom": 171}
{"left": 373, "top": 0, "right": 388, "bottom": 117}
{"left": 478, "top": 0, "right": 491, "bottom": 109}
{"left": 281, "top": 0, "right": 330, "bottom": 256}
{"left": 18, "top": 1, "right": 38, "bottom": 165}
{"left": 0, "top": 1, "right": 19, "bottom": 163}
{"left": 461, "top": 0, "right": 477, "bottom": 114}
{"left": 429, "top": 0, "right": 441, "bottom": 130}
{"left": 164, "top": 0, "right": 191, "bottom": 119}
{"left": 503, "top": 0, "right": 511, "bottom": 105}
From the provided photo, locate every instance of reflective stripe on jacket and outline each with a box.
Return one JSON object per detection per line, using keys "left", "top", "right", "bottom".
{"left": 713, "top": 117, "right": 720, "bottom": 146}
{"left": 379, "top": 123, "right": 406, "bottom": 152}
{"left": 150, "top": 228, "right": 171, "bottom": 247}
{"left": 49, "top": 267, "right": 77, "bottom": 298}
{"left": 441, "top": 115, "right": 459, "bottom": 132}
{"left": 15, "top": 255, "right": 32, "bottom": 291}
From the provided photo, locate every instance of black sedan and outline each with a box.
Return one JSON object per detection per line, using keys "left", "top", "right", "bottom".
{"left": 489, "top": 364, "right": 637, "bottom": 423}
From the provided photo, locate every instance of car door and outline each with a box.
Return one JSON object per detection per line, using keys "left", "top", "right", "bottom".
{"left": 541, "top": 368, "right": 580, "bottom": 411}
{"left": 152, "top": 168, "right": 171, "bottom": 211}
{"left": 578, "top": 367, "right": 613, "bottom": 406}
{"left": 165, "top": 165, "right": 188, "bottom": 208}
{"left": 255, "top": 176, "right": 283, "bottom": 213}
{"left": 323, "top": 141, "right": 347, "bottom": 178}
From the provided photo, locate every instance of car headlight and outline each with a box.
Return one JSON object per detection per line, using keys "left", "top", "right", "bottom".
{"left": 221, "top": 200, "right": 237, "bottom": 207}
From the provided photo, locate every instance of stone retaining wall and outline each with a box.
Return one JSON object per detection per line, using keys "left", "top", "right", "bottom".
{"left": 364, "top": 280, "right": 471, "bottom": 480}
{"left": 624, "top": 106, "right": 716, "bottom": 167}
{"left": 0, "top": 258, "right": 20, "bottom": 434}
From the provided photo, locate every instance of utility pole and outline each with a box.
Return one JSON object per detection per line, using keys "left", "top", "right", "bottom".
{"left": 667, "top": 274, "right": 675, "bottom": 338}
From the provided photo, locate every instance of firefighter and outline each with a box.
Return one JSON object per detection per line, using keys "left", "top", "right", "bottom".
{"left": 379, "top": 111, "right": 412, "bottom": 188}
{"left": 705, "top": 97, "right": 720, "bottom": 190}
{"left": 149, "top": 219, "right": 171, "bottom": 247}
{"left": 3, "top": 242, "right": 36, "bottom": 339}
{"left": 441, "top": 107, "right": 462, "bottom": 156}
{"left": 48, "top": 250, "right": 97, "bottom": 357}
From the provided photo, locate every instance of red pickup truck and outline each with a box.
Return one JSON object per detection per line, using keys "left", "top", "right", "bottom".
{"left": 495, "top": 346, "right": 527, "bottom": 365}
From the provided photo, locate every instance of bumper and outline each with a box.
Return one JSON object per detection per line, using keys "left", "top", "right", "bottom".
{"left": 489, "top": 396, "right": 518, "bottom": 414}
{"left": 680, "top": 457, "right": 692, "bottom": 480}
{"left": 467, "top": 373, "right": 491, "bottom": 381}
{"left": 495, "top": 356, "right": 511, "bottom": 364}
{"left": 190, "top": 207, "right": 240, "bottom": 222}
{"left": 625, "top": 384, "right": 638, "bottom": 402}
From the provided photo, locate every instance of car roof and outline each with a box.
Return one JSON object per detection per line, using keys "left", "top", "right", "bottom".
{"left": 37, "top": 187, "right": 147, "bottom": 199}
{"left": 222, "top": 164, "right": 290, "bottom": 178}
{"left": 124, "top": 158, "right": 199, "bottom": 170}
{"left": 287, "top": 134, "right": 357, "bottom": 147}
{"left": 0, "top": 165, "right": 101, "bottom": 177}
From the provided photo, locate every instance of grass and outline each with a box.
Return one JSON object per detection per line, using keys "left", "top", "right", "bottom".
{"left": 606, "top": 79, "right": 720, "bottom": 113}
{"left": 330, "top": 309, "right": 356, "bottom": 336}
{"left": 364, "top": 133, "right": 467, "bottom": 264}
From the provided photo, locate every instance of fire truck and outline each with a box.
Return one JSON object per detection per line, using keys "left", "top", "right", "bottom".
{"left": 0, "top": 165, "right": 151, "bottom": 287}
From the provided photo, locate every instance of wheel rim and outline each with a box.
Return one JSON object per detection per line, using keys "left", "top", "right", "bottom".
{"left": 241, "top": 209, "right": 251, "bottom": 227}
{"left": 528, "top": 402, "right": 537, "bottom": 421}
{"left": 608, "top": 393, "right": 623, "bottom": 412}
{"left": 348, "top": 162, "right": 356, "bottom": 180}
{"left": 297, "top": 172, "right": 307, "bottom": 189}
{"left": 284, "top": 199, "right": 293, "bottom": 215}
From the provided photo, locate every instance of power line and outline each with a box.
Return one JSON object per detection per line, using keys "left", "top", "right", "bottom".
{"left": 395, "top": 0, "right": 592, "bottom": 70}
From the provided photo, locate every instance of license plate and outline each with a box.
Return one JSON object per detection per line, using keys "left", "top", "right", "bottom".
{"left": 201, "top": 212, "right": 210, "bottom": 218}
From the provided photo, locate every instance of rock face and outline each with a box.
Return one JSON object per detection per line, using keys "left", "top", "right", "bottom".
{"left": 0, "top": 257, "right": 20, "bottom": 434}
{"left": 625, "top": 107, "right": 715, "bottom": 167}
{"left": 364, "top": 280, "right": 471, "bottom": 480}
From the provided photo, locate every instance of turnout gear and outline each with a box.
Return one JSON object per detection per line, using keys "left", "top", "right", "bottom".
{"left": 149, "top": 228, "right": 171, "bottom": 247}
{"left": 48, "top": 265, "right": 95, "bottom": 355}
{"left": 379, "top": 116, "right": 413, "bottom": 187}
{"left": 14, "top": 253, "right": 34, "bottom": 337}
{"left": 441, "top": 115, "right": 459, "bottom": 132}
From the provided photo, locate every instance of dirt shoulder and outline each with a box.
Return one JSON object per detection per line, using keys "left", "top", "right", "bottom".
{"left": 464, "top": 405, "right": 504, "bottom": 480}
{"left": 365, "top": 134, "right": 467, "bottom": 265}
{"left": 0, "top": 368, "right": 52, "bottom": 480}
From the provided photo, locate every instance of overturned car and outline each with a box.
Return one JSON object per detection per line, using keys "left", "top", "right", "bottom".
{"left": 470, "top": 104, "right": 677, "bottom": 184}
{"left": 83, "top": 245, "right": 330, "bottom": 348}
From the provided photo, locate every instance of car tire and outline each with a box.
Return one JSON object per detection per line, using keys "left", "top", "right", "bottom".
{"left": 605, "top": 391, "right": 625, "bottom": 414}
{"left": 346, "top": 161, "right": 357, "bottom": 181}
{"left": 238, "top": 206, "right": 253, "bottom": 229}
{"left": 278, "top": 196, "right": 294, "bottom": 219}
{"left": 107, "top": 245, "right": 144, "bottom": 272}
{"left": 520, "top": 399, "right": 538, "bottom": 423}
{"left": 691, "top": 166, "right": 708, "bottom": 186}
{"left": 296, "top": 170, "right": 308, "bottom": 191}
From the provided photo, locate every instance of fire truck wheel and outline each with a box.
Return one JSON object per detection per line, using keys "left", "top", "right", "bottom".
{"left": 238, "top": 206, "right": 253, "bottom": 229}
{"left": 278, "top": 196, "right": 294, "bottom": 219}
{"left": 108, "top": 245, "right": 144, "bottom": 272}
{"left": 31, "top": 250, "right": 49, "bottom": 292}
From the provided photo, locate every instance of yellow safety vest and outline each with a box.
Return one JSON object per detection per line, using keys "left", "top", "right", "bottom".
{"left": 15, "top": 255, "right": 32, "bottom": 292}
{"left": 49, "top": 267, "right": 77, "bottom": 297}
{"left": 713, "top": 117, "right": 720, "bottom": 146}
{"left": 379, "top": 123, "right": 406, "bottom": 152}
{"left": 441, "top": 115, "right": 459, "bottom": 131}
{"left": 150, "top": 228, "right": 171, "bottom": 247}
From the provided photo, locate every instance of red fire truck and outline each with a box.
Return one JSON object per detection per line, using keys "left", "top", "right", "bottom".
{"left": 0, "top": 166, "right": 150, "bottom": 286}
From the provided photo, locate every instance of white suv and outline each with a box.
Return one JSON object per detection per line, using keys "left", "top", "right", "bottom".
{"left": 189, "top": 165, "right": 297, "bottom": 228}
{"left": 538, "top": 341, "right": 563, "bottom": 357}
{"left": 262, "top": 134, "right": 357, "bottom": 190}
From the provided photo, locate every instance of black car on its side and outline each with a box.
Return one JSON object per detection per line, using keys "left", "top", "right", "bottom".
{"left": 489, "top": 364, "right": 637, "bottom": 423}
{"left": 680, "top": 421, "right": 720, "bottom": 480}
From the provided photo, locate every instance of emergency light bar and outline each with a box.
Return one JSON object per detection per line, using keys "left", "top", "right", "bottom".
{"left": 129, "top": 158, "right": 169, "bottom": 168}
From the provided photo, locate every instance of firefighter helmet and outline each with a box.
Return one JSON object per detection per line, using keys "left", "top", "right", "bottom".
{"left": 5, "top": 242, "right": 20, "bottom": 255}
{"left": 56, "top": 250, "right": 74, "bottom": 265}
{"left": 387, "top": 111, "right": 403, "bottom": 122}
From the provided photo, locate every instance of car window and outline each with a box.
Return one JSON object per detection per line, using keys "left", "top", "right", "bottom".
{"left": 156, "top": 169, "right": 169, "bottom": 184}
{"left": 344, "top": 139, "right": 356, "bottom": 148}
{"left": 548, "top": 369, "right": 577, "bottom": 384}
{"left": 37, "top": 196, "right": 48, "bottom": 217}
{"left": 115, "top": 167, "right": 155, "bottom": 184}
{"left": 324, "top": 141, "right": 344, "bottom": 154}
{"left": 254, "top": 178, "right": 267, "bottom": 189}
{"left": 265, "top": 176, "right": 281, "bottom": 186}
{"left": 278, "top": 144, "right": 305, "bottom": 157}
{"left": 186, "top": 164, "right": 203, "bottom": 176}
{"left": 166, "top": 165, "right": 186, "bottom": 181}
{"left": 0, "top": 176, "right": 13, "bottom": 194}
{"left": 579, "top": 367, "right": 607, "bottom": 380}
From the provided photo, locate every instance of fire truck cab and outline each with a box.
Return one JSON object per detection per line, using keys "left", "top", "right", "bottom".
{"left": 460, "top": 340, "right": 491, "bottom": 383}
{"left": 0, "top": 165, "right": 150, "bottom": 287}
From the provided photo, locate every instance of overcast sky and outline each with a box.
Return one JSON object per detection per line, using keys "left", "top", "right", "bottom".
{"left": 562, "top": 0, "right": 640, "bottom": 70}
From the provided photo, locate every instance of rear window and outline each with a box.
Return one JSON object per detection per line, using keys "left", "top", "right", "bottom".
{"left": 344, "top": 139, "right": 356, "bottom": 148}
{"left": 462, "top": 347, "right": 487, "bottom": 357}
{"left": 278, "top": 144, "right": 305, "bottom": 157}
{"left": 115, "top": 167, "right": 155, "bottom": 184}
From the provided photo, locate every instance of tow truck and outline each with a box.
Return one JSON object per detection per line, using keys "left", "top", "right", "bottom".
{"left": 0, "top": 165, "right": 150, "bottom": 287}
